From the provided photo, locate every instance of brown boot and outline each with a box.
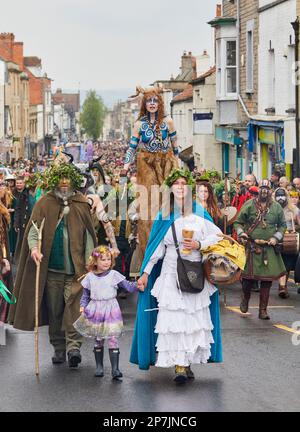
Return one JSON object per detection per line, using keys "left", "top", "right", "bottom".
{"left": 259, "top": 283, "right": 271, "bottom": 320}
{"left": 278, "top": 285, "right": 289, "bottom": 299}
{"left": 240, "top": 280, "right": 252, "bottom": 313}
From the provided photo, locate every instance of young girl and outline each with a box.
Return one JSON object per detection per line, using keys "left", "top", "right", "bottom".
{"left": 73, "top": 245, "right": 142, "bottom": 380}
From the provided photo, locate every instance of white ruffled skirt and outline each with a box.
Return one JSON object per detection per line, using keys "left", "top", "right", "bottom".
{"left": 151, "top": 272, "right": 216, "bottom": 368}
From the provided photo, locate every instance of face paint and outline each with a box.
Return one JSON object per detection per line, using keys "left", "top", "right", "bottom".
{"left": 145, "top": 97, "right": 159, "bottom": 105}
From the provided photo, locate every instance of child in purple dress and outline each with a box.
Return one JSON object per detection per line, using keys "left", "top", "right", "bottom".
{"left": 73, "top": 245, "right": 142, "bottom": 380}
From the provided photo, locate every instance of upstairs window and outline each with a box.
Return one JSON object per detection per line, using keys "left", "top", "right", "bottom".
{"left": 216, "top": 38, "right": 237, "bottom": 98}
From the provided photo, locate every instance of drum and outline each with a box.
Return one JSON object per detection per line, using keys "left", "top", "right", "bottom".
{"left": 220, "top": 206, "right": 238, "bottom": 226}
{"left": 282, "top": 232, "right": 300, "bottom": 255}
{"left": 203, "top": 256, "right": 242, "bottom": 286}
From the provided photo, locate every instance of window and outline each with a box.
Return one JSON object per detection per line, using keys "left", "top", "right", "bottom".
{"left": 216, "top": 38, "right": 237, "bottom": 98}
{"left": 226, "top": 40, "right": 237, "bottom": 94}
{"left": 268, "top": 50, "right": 275, "bottom": 108}
{"left": 246, "top": 28, "right": 254, "bottom": 92}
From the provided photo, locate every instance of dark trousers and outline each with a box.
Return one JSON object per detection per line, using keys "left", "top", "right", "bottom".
{"left": 242, "top": 279, "right": 272, "bottom": 309}
{"left": 115, "top": 237, "right": 131, "bottom": 279}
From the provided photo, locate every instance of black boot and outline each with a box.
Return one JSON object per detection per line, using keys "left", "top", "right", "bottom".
{"left": 240, "top": 280, "right": 252, "bottom": 313}
{"left": 93, "top": 347, "right": 104, "bottom": 377}
{"left": 109, "top": 348, "right": 123, "bottom": 380}
{"left": 52, "top": 350, "right": 66, "bottom": 364}
{"left": 67, "top": 349, "right": 82, "bottom": 368}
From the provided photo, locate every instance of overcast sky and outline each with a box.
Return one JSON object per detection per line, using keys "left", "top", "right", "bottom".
{"left": 1, "top": 0, "right": 218, "bottom": 92}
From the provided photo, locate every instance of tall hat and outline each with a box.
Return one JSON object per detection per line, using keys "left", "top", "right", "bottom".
{"left": 87, "top": 156, "right": 106, "bottom": 184}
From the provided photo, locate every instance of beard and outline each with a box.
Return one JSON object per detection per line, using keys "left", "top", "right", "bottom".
{"left": 258, "top": 191, "right": 270, "bottom": 203}
{"left": 54, "top": 187, "right": 74, "bottom": 201}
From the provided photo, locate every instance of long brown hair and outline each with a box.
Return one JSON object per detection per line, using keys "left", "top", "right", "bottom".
{"left": 196, "top": 181, "right": 221, "bottom": 223}
{"left": 138, "top": 92, "right": 165, "bottom": 133}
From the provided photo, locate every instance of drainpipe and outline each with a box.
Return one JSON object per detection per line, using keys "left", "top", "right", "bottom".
{"left": 237, "top": 0, "right": 241, "bottom": 96}
{"left": 292, "top": 18, "right": 300, "bottom": 177}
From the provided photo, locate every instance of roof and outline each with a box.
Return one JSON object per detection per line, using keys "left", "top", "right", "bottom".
{"left": 208, "top": 17, "right": 237, "bottom": 27}
{"left": 52, "top": 90, "right": 80, "bottom": 112}
{"left": 171, "top": 84, "right": 193, "bottom": 104}
{"left": 190, "top": 66, "right": 216, "bottom": 85}
{"left": 24, "top": 56, "right": 41, "bottom": 67}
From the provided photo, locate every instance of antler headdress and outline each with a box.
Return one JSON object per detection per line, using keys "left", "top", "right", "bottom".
{"left": 128, "top": 85, "right": 164, "bottom": 102}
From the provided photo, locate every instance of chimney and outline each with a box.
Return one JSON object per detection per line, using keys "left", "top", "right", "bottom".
{"left": 195, "top": 51, "right": 211, "bottom": 77}
{"left": 181, "top": 51, "right": 193, "bottom": 75}
{"left": 13, "top": 42, "right": 24, "bottom": 70}
{"left": 216, "top": 4, "right": 222, "bottom": 17}
{"left": 0, "top": 33, "right": 15, "bottom": 61}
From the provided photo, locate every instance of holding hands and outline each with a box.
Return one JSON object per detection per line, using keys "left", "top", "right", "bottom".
{"left": 137, "top": 273, "right": 148, "bottom": 292}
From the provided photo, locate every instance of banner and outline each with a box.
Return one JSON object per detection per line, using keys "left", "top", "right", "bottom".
{"left": 193, "top": 113, "right": 213, "bottom": 135}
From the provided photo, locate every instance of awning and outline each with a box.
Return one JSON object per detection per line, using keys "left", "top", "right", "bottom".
{"left": 247, "top": 117, "right": 285, "bottom": 152}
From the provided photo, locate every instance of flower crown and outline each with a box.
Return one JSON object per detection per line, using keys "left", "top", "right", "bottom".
{"left": 92, "top": 246, "right": 111, "bottom": 258}
{"left": 164, "top": 169, "right": 195, "bottom": 188}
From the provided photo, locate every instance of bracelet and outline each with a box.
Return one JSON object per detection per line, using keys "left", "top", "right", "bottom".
{"left": 196, "top": 241, "right": 201, "bottom": 251}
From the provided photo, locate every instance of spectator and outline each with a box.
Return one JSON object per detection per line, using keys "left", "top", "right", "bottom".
{"left": 279, "top": 176, "right": 290, "bottom": 189}
{"left": 270, "top": 171, "right": 281, "bottom": 190}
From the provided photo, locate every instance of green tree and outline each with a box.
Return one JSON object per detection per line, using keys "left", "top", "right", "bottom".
{"left": 80, "top": 90, "right": 106, "bottom": 140}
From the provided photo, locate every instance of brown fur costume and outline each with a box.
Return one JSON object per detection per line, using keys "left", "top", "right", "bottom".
{"left": 137, "top": 149, "right": 178, "bottom": 260}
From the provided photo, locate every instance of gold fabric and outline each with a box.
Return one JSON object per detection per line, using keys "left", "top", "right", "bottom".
{"left": 202, "top": 239, "right": 246, "bottom": 271}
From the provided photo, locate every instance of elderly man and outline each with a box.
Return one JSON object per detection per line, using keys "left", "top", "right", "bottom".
{"left": 292, "top": 177, "right": 300, "bottom": 191}
{"left": 8, "top": 162, "right": 97, "bottom": 368}
{"left": 279, "top": 176, "right": 290, "bottom": 189}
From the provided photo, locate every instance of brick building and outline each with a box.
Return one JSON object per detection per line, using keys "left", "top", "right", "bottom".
{"left": 52, "top": 89, "right": 80, "bottom": 141}
{"left": 0, "top": 33, "right": 30, "bottom": 159}
{"left": 24, "top": 56, "right": 53, "bottom": 156}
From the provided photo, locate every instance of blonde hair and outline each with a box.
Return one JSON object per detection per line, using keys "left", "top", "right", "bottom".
{"left": 87, "top": 245, "right": 115, "bottom": 273}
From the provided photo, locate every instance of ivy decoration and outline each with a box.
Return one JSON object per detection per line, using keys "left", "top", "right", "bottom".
{"left": 164, "top": 169, "right": 195, "bottom": 188}
{"left": 44, "top": 163, "right": 83, "bottom": 191}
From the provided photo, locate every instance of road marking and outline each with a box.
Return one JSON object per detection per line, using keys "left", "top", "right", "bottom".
{"left": 249, "top": 306, "right": 295, "bottom": 309}
{"left": 225, "top": 306, "right": 251, "bottom": 315}
{"left": 225, "top": 305, "right": 295, "bottom": 316}
{"left": 274, "top": 324, "right": 300, "bottom": 335}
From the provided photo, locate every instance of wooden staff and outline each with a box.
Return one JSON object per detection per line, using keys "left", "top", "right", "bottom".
{"left": 31, "top": 218, "right": 45, "bottom": 377}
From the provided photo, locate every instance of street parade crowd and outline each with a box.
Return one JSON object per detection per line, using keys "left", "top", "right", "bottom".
{"left": 0, "top": 86, "right": 300, "bottom": 385}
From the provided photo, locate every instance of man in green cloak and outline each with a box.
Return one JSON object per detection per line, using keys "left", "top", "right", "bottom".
{"left": 8, "top": 162, "right": 97, "bottom": 368}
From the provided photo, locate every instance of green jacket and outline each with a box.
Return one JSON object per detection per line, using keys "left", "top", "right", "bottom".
{"left": 234, "top": 199, "right": 287, "bottom": 280}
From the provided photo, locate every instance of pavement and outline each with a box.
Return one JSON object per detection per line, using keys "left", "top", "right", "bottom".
{"left": 0, "top": 280, "right": 300, "bottom": 412}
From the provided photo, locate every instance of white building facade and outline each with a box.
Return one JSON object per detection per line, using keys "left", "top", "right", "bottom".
{"left": 252, "top": 0, "right": 297, "bottom": 179}
{"left": 191, "top": 68, "right": 222, "bottom": 173}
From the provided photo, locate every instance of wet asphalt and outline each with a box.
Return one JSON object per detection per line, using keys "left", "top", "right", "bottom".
{"left": 0, "top": 281, "right": 300, "bottom": 412}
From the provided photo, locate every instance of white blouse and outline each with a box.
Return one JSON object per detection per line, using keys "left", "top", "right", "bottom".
{"left": 144, "top": 214, "right": 222, "bottom": 276}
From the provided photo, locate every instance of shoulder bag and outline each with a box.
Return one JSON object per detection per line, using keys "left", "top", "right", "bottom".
{"left": 171, "top": 223, "right": 205, "bottom": 294}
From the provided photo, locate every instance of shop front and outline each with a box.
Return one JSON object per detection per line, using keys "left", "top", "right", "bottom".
{"left": 248, "top": 118, "right": 294, "bottom": 180}
{"left": 215, "top": 126, "right": 246, "bottom": 177}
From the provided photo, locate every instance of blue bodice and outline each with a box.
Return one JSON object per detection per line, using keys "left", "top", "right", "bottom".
{"left": 139, "top": 116, "right": 171, "bottom": 153}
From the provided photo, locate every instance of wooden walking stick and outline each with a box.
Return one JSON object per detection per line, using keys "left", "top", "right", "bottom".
{"left": 32, "top": 218, "right": 45, "bottom": 377}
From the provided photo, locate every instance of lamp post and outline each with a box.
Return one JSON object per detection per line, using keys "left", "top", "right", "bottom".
{"left": 291, "top": 18, "right": 300, "bottom": 176}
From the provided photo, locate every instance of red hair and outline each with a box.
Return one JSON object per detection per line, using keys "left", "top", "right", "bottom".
{"left": 138, "top": 92, "right": 165, "bottom": 133}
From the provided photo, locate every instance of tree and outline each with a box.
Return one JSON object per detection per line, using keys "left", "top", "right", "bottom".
{"left": 80, "top": 90, "right": 106, "bottom": 140}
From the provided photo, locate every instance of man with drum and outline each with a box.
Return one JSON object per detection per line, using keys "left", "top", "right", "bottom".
{"left": 234, "top": 180, "right": 287, "bottom": 320}
{"left": 274, "top": 188, "right": 300, "bottom": 299}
